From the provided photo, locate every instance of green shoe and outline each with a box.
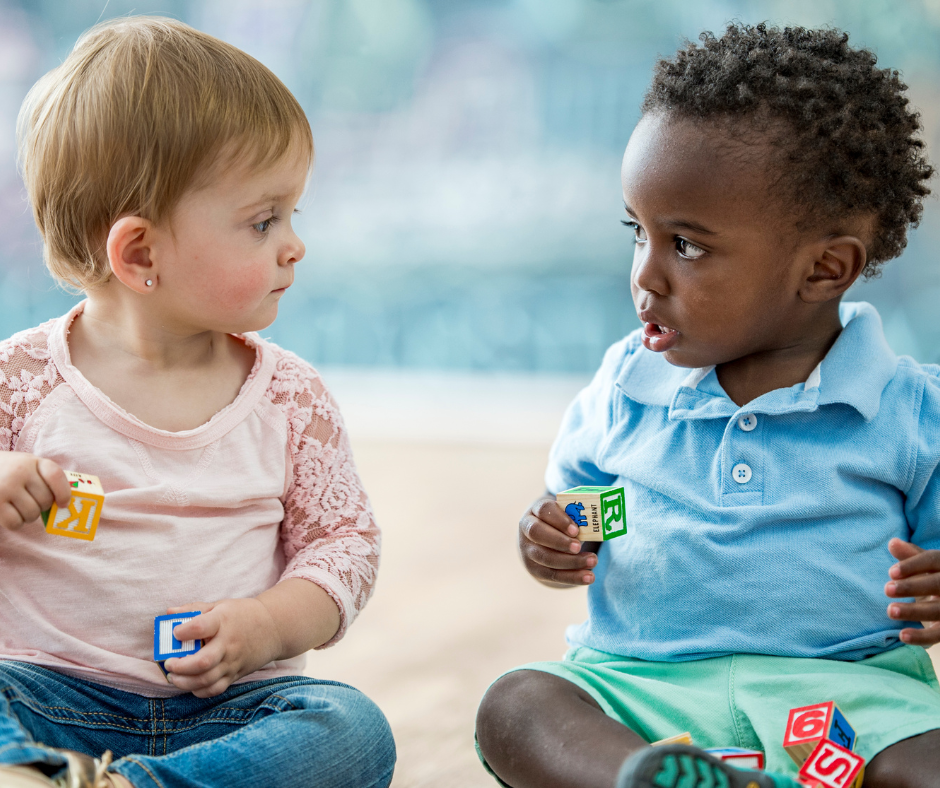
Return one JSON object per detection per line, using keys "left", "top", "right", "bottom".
{"left": 616, "top": 744, "right": 804, "bottom": 788}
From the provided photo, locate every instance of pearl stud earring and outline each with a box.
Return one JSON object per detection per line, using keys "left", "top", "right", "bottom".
{"left": 145, "top": 279, "right": 153, "bottom": 287}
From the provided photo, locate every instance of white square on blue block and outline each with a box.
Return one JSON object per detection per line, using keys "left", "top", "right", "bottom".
{"left": 153, "top": 612, "right": 202, "bottom": 661}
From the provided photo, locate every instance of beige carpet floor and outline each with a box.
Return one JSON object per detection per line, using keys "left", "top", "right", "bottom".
{"left": 304, "top": 439, "right": 940, "bottom": 788}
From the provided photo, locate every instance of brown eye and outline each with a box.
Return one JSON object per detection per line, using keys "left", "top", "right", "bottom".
{"left": 621, "top": 220, "right": 647, "bottom": 242}
{"left": 676, "top": 237, "right": 706, "bottom": 259}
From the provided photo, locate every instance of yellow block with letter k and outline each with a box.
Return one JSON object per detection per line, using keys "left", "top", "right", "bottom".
{"left": 42, "top": 471, "right": 105, "bottom": 541}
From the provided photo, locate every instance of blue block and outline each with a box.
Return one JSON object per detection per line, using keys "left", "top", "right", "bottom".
{"left": 829, "top": 704, "right": 856, "bottom": 751}
{"left": 153, "top": 612, "right": 202, "bottom": 661}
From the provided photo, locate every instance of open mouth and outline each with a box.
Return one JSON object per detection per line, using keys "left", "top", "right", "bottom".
{"left": 642, "top": 321, "right": 680, "bottom": 352}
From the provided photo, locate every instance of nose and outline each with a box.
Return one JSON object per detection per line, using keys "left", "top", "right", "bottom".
{"left": 631, "top": 241, "right": 669, "bottom": 297}
{"left": 280, "top": 229, "right": 305, "bottom": 266}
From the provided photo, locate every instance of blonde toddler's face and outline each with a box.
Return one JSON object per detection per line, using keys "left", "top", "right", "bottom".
{"left": 151, "top": 145, "right": 308, "bottom": 335}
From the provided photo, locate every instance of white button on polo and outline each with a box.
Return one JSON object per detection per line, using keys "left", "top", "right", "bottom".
{"left": 732, "top": 463, "right": 752, "bottom": 484}
{"left": 737, "top": 414, "right": 757, "bottom": 432}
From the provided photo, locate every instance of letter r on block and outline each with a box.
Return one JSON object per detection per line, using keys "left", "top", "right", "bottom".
{"left": 600, "top": 491, "right": 625, "bottom": 534}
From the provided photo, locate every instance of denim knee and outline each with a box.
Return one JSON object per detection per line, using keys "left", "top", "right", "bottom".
{"left": 306, "top": 683, "right": 396, "bottom": 788}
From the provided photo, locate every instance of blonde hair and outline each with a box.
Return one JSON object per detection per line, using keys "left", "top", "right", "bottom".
{"left": 17, "top": 16, "right": 314, "bottom": 291}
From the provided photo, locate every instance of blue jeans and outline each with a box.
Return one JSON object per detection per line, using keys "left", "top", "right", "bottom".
{"left": 0, "top": 661, "right": 395, "bottom": 788}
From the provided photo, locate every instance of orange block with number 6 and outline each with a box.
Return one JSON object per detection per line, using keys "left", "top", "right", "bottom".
{"left": 42, "top": 471, "right": 104, "bottom": 541}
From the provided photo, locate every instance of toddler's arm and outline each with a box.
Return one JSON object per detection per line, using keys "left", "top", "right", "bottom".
{"left": 519, "top": 491, "right": 598, "bottom": 587}
{"left": 887, "top": 370, "right": 940, "bottom": 645}
{"left": 0, "top": 452, "right": 71, "bottom": 531}
{"left": 1, "top": 327, "right": 71, "bottom": 529}
{"left": 163, "top": 351, "right": 378, "bottom": 697}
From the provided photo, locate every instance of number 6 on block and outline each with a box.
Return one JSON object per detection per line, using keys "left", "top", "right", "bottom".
{"left": 797, "top": 740, "right": 865, "bottom": 788}
{"left": 783, "top": 701, "right": 856, "bottom": 765}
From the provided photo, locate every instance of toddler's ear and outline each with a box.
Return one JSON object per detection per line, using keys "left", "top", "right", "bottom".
{"left": 107, "top": 216, "right": 156, "bottom": 294}
{"left": 799, "top": 235, "right": 867, "bottom": 304}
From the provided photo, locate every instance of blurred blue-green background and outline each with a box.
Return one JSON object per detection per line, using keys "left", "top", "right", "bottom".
{"left": 2, "top": 0, "right": 938, "bottom": 372}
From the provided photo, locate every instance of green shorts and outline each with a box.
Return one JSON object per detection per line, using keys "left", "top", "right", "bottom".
{"left": 477, "top": 645, "right": 940, "bottom": 781}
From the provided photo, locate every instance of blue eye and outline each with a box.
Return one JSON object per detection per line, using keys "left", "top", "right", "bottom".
{"left": 253, "top": 215, "right": 279, "bottom": 235}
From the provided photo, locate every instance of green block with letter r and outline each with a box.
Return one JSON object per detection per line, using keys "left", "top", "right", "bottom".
{"left": 555, "top": 485, "right": 627, "bottom": 542}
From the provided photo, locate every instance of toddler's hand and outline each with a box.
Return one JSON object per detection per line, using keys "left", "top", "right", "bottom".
{"left": 162, "top": 598, "right": 282, "bottom": 698}
{"left": 518, "top": 493, "right": 597, "bottom": 587}
{"left": 0, "top": 452, "right": 71, "bottom": 531}
{"left": 885, "top": 538, "right": 940, "bottom": 647}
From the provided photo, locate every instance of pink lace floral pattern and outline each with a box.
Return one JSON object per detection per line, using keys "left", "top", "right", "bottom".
{"left": 264, "top": 347, "right": 380, "bottom": 645}
{"left": 0, "top": 321, "right": 64, "bottom": 451}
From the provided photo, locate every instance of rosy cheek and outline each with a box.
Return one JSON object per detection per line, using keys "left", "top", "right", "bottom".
{"left": 215, "top": 267, "right": 271, "bottom": 309}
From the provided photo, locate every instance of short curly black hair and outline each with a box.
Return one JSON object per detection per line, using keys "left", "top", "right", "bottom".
{"left": 642, "top": 23, "right": 933, "bottom": 276}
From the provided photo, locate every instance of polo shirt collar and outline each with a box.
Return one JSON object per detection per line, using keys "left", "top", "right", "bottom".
{"left": 615, "top": 301, "right": 898, "bottom": 421}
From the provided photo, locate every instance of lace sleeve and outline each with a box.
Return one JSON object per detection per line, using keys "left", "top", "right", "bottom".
{"left": 0, "top": 323, "right": 64, "bottom": 452}
{"left": 264, "top": 348, "right": 380, "bottom": 647}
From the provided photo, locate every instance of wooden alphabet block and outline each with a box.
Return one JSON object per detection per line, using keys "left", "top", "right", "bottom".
{"left": 797, "top": 740, "right": 864, "bottom": 788}
{"left": 556, "top": 486, "right": 627, "bottom": 542}
{"left": 42, "top": 471, "right": 104, "bottom": 541}
{"left": 783, "top": 701, "right": 856, "bottom": 765}
{"left": 704, "top": 747, "right": 764, "bottom": 770}
{"left": 153, "top": 612, "right": 202, "bottom": 662}
{"left": 651, "top": 732, "right": 693, "bottom": 746}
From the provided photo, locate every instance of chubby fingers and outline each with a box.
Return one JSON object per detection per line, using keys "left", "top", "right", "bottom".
{"left": 888, "top": 542, "right": 940, "bottom": 583}
{"left": 888, "top": 537, "right": 923, "bottom": 562}
{"left": 164, "top": 643, "right": 229, "bottom": 696}
{"left": 3, "top": 485, "right": 47, "bottom": 529}
{"left": 0, "top": 456, "right": 70, "bottom": 530}
{"left": 167, "top": 607, "right": 218, "bottom": 644}
{"left": 519, "top": 497, "right": 597, "bottom": 586}
{"left": 888, "top": 597, "right": 940, "bottom": 620}
{"left": 163, "top": 610, "right": 230, "bottom": 695}
{"left": 890, "top": 619, "right": 940, "bottom": 647}
{"left": 885, "top": 570, "right": 940, "bottom": 600}
{"left": 37, "top": 459, "right": 72, "bottom": 509}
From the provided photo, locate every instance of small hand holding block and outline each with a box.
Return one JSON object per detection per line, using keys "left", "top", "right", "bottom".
{"left": 555, "top": 486, "right": 627, "bottom": 542}
{"left": 42, "top": 471, "right": 104, "bottom": 541}
{"left": 783, "top": 701, "right": 856, "bottom": 765}
{"left": 797, "top": 740, "right": 864, "bottom": 788}
{"left": 704, "top": 747, "right": 764, "bottom": 770}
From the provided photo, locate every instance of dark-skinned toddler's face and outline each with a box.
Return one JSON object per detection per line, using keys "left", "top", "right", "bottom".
{"left": 622, "top": 111, "right": 821, "bottom": 370}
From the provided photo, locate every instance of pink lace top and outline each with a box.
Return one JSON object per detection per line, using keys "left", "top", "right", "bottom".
{"left": 0, "top": 302, "right": 379, "bottom": 696}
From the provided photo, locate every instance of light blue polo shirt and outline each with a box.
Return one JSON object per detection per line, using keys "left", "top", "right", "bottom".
{"left": 546, "top": 302, "right": 940, "bottom": 662}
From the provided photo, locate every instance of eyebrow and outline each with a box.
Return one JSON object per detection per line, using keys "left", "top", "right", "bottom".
{"left": 623, "top": 202, "right": 718, "bottom": 236}
{"left": 240, "top": 194, "right": 290, "bottom": 212}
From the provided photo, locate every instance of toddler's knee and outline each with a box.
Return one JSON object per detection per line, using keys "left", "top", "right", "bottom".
{"left": 325, "top": 685, "right": 396, "bottom": 788}
{"left": 476, "top": 671, "right": 551, "bottom": 760}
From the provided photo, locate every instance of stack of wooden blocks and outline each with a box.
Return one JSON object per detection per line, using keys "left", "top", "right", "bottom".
{"left": 784, "top": 702, "right": 864, "bottom": 788}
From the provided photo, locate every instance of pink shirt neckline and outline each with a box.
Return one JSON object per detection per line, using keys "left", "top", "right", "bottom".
{"left": 48, "top": 300, "right": 277, "bottom": 450}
